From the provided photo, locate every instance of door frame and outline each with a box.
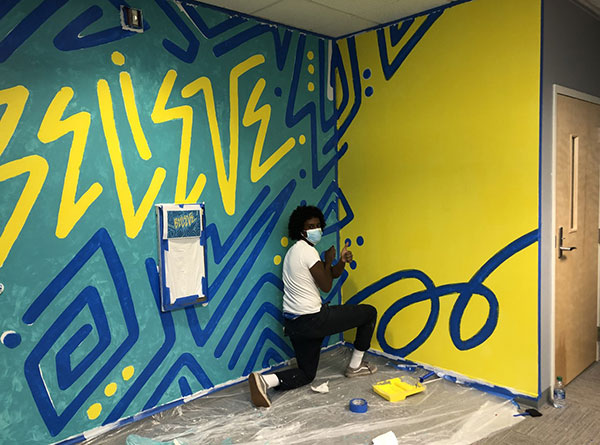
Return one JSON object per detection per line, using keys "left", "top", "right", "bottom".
{"left": 551, "top": 84, "right": 600, "bottom": 390}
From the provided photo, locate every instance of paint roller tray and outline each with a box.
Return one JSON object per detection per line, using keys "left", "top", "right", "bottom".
{"left": 372, "top": 377, "right": 425, "bottom": 402}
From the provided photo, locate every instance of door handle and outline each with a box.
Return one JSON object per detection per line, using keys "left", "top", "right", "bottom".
{"left": 557, "top": 227, "right": 576, "bottom": 259}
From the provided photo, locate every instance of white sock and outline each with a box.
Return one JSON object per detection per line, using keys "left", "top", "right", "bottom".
{"left": 263, "top": 373, "right": 280, "bottom": 389}
{"left": 349, "top": 349, "right": 365, "bottom": 369}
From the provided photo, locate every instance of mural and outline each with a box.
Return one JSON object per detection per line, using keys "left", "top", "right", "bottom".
{"left": 0, "top": 1, "right": 354, "bottom": 443}
{"left": 338, "top": 0, "right": 541, "bottom": 396}
{"left": 0, "top": 0, "right": 542, "bottom": 443}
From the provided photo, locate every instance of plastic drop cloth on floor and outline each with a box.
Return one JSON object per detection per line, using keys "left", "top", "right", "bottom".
{"left": 84, "top": 347, "right": 523, "bottom": 445}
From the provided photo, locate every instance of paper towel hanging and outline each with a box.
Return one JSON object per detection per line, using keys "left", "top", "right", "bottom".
{"left": 155, "top": 203, "right": 208, "bottom": 311}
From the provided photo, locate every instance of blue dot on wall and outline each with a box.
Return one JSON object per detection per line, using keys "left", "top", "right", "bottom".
{"left": 350, "top": 261, "right": 357, "bottom": 270}
{"left": 363, "top": 68, "right": 371, "bottom": 79}
{"left": 1, "top": 331, "right": 21, "bottom": 349}
{"left": 300, "top": 200, "right": 307, "bottom": 206}
{"left": 365, "top": 86, "right": 373, "bottom": 97}
{"left": 299, "top": 169, "right": 306, "bottom": 178}
{"left": 274, "top": 87, "right": 282, "bottom": 97}
{"left": 344, "top": 238, "right": 352, "bottom": 246}
{"left": 356, "top": 236, "right": 364, "bottom": 246}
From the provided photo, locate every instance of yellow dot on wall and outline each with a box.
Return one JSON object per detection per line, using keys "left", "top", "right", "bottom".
{"left": 122, "top": 365, "right": 135, "bottom": 381}
{"left": 307, "top": 51, "right": 314, "bottom": 60}
{"left": 308, "top": 64, "right": 314, "bottom": 74}
{"left": 307, "top": 82, "right": 315, "bottom": 92}
{"left": 274, "top": 255, "right": 281, "bottom": 265}
{"left": 281, "top": 237, "right": 289, "bottom": 247}
{"left": 111, "top": 51, "right": 125, "bottom": 66}
{"left": 299, "top": 135, "right": 306, "bottom": 145}
{"left": 104, "top": 382, "right": 117, "bottom": 397}
{"left": 87, "top": 403, "right": 102, "bottom": 420}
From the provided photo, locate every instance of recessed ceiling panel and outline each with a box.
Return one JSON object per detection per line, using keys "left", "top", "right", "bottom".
{"left": 255, "top": 0, "right": 378, "bottom": 36}
{"left": 310, "top": 0, "right": 452, "bottom": 24}
{"left": 195, "top": 0, "right": 281, "bottom": 15}
{"left": 194, "top": 0, "right": 457, "bottom": 37}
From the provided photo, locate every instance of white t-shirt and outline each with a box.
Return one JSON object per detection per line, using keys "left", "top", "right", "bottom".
{"left": 282, "top": 240, "right": 322, "bottom": 315}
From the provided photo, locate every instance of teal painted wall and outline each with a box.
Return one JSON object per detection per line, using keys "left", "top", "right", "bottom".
{"left": 0, "top": 1, "right": 353, "bottom": 443}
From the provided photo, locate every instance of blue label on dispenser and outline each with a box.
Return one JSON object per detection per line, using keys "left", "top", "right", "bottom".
{"left": 167, "top": 210, "right": 201, "bottom": 238}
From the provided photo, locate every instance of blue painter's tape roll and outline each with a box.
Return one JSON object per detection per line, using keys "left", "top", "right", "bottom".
{"left": 349, "top": 398, "right": 368, "bottom": 413}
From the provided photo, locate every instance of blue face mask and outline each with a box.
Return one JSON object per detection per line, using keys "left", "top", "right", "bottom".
{"left": 305, "top": 228, "right": 322, "bottom": 245}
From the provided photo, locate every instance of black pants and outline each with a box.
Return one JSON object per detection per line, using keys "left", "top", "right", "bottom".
{"left": 275, "top": 303, "right": 377, "bottom": 390}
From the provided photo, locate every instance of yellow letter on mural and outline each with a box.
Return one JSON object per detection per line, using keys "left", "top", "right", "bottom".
{"left": 0, "top": 85, "right": 29, "bottom": 158}
{"left": 181, "top": 54, "right": 265, "bottom": 215}
{"left": 0, "top": 86, "right": 49, "bottom": 267}
{"left": 38, "top": 87, "right": 103, "bottom": 239}
{"left": 0, "top": 156, "right": 49, "bottom": 267}
{"left": 152, "top": 69, "right": 206, "bottom": 204}
{"left": 97, "top": 79, "right": 166, "bottom": 239}
{"left": 244, "top": 78, "right": 296, "bottom": 182}
{"left": 120, "top": 72, "right": 152, "bottom": 161}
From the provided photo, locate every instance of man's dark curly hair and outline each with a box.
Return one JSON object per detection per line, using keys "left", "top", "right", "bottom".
{"left": 288, "top": 205, "right": 326, "bottom": 240}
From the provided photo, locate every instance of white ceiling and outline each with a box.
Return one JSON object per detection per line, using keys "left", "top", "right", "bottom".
{"left": 194, "top": 0, "right": 600, "bottom": 38}
{"left": 194, "top": 0, "right": 454, "bottom": 38}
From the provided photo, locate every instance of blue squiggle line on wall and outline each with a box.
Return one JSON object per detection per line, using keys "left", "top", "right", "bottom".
{"left": 180, "top": 2, "right": 245, "bottom": 39}
{"left": 22, "top": 228, "right": 139, "bottom": 437}
{"left": 55, "top": 310, "right": 109, "bottom": 391}
{"left": 262, "top": 348, "right": 285, "bottom": 368}
{"left": 53, "top": 1, "right": 149, "bottom": 51}
{"left": 205, "top": 186, "right": 270, "bottom": 266}
{"left": 142, "top": 353, "right": 213, "bottom": 410}
{"left": 213, "top": 23, "right": 293, "bottom": 71}
{"left": 0, "top": 0, "right": 68, "bottom": 63}
{"left": 216, "top": 272, "right": 283, "bottom": 359}
{"left": 230, "top": 302, "right": 288, "bottom": 370}
{"left": 347, "top": 230, "right": 538, "bottom": 357}
{"left": 286, "top": 35, "right": 347, "bottom": 189}
{"left": 185, "top": 180, "right": 296, "bottom": 348}
{"left": 318, "top": 39, "right": 337, "bottom": 133}
{"left": 377, "top": 10, "right": 443, "bottom": 81}
{"left": 242, "top": 328, "right": 294, "bottom": 376}
{"left": 0, "top": 0, "right": 19, "bottom": 20}
{"left": 103, "top": 258, "right": 177, "bottom": 424}
{"left": 318, "top": 182, "right": 354, "bottom": 236}
{"left": 321, "top": 38, "right": 362, "bottom": 156}
{"left": 155, "top": 0, "right": 199, "bottom": 63}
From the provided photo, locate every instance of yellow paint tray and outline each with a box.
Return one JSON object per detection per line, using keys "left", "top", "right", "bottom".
{"left": 372, "top": 377, "right": 425, "bottom": 402}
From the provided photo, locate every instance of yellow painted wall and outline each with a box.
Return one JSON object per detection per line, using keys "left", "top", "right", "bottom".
{"left": 339, "top": 0, "right": 541, "bottom": 396}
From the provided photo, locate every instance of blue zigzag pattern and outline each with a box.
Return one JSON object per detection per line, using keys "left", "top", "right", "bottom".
{"left": 213, "top": 24, "right": 293, "bottom": 71}
{"left": 286, "top": 35, "right": 347, "bottom": 188}
{"left": 184, "top": 180, "right": 296, "bottom": 348}
{"left": 377, "top": 10, "right": 443, "bottom": 81}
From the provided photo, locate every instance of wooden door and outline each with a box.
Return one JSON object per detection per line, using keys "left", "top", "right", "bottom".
{"left": 555, "top": 93, "right": 600, "bottom": 384}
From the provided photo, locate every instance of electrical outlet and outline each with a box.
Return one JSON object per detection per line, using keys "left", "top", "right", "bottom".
{"left": 120, "top": 6, "right": 144, "bottom": 33}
